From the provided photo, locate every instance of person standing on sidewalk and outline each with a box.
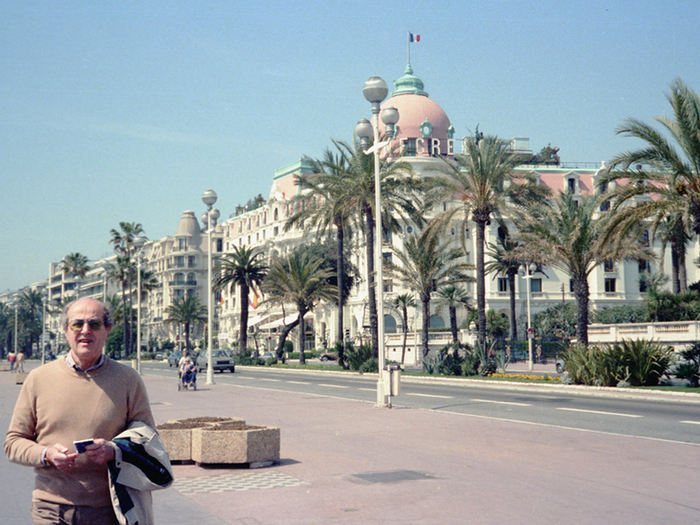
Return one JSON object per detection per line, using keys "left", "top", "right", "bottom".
{"left": 4, "top": 298, "right": 157, "bottom": 525}
{"left": 8, "top": 350, "right": 15, "bottom": 372}
{"left": 14, "top": 351, "right": 25, "bottom": 373}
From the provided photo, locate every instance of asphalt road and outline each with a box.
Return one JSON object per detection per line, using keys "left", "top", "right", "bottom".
{"left": 146, "top": 362, "right": 700, "bottom": 445}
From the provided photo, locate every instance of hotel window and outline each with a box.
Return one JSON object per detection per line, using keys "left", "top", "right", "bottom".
{"left": 605, "top": 278, "right": 616, "bottom": 293}
{"left": 498, "top": 278, "right": 509, "bottom": 292}
{"left": 604, "top": 260, "right": 614, "bottom": 273}
{"left": 531, "top": 278, "right": 542, "bottom": 293}
{"left": 403, "top": 139, "right": 416, "bottom": 157}
{"left": 567, "top": 178, "right": 576, "bottom": 193}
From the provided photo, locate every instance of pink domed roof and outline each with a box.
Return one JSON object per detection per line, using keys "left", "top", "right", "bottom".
{"left": 378, "top": 65, "right": 453, "bottom": 157}
{"left": 381, "top": 93, "right": 451, "bottom": 142}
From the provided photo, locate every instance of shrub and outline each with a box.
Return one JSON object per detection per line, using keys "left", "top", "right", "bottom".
{"left": 615, "top": 339, "right": 673, "bottom": 387}
{"left": 674, "top": 342, "right": 700, "bottom": 387}
{"left": 358, "top": 358, "right": 378, "bottom": 373}
{"left": 560, "top": 340, "right": 673, "bottom": 387}
{"left": 344, "top": 343, "right": 373, "bottom": 371}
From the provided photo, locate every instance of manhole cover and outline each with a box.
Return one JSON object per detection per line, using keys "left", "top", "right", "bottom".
{"left": 352, "top": 470, "right": 434, "bottom": 484}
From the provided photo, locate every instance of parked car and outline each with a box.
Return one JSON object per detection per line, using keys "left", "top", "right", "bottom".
{"left": 555, "top": 359, "right": 565, "bottom": 374}
{"left": 260, "top": 352, "right": 276, "bottom": 363}
{"left": 320, "top": 352, "right": 338, "bottom": 362}
{"left": 197, "top": 350, "right": 236, "bottom": 373}
{"left": 168, "top": 350, "right": 198, "bottom": 367}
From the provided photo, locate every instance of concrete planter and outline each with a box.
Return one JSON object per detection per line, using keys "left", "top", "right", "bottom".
{"left": 157, "top": 417, "right": 244, "bottom": 462}
{"left": 191, "top": 421, "right": 280, "bottom": 467}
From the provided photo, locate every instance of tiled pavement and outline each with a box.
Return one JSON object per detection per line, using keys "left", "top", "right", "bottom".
{"left": 173, "top": 471, "right": 309, "bottom": 494}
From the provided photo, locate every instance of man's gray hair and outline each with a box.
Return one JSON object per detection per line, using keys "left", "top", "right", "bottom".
{"left": 60, "top": 298, "right": 114, "bottom": 330}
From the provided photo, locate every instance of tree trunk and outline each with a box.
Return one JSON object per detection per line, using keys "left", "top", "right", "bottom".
{"left": 364, "top": 205, "right": 379, "bottom": 358}
{"left": 573, "top": 277, "right": 590, "bottom": 346}
{"left": 239, "top": 281, "right": 249, "bottom": 351}
{"left": 275, "top": 318, "right": 300, "bottom": 357}
{"left": 475, "top": 219, "right": 487, "bottom": 346}
{"left": 336, "top": 220, "right": 345, "bottom": 344}
{"left": 508, "top": 270, "right": 517, "bottom": 342}
{"left": 400, "top": 306, "right": 408, "bottom": 365}
{"left": 449, "top": 305, "right": 458, "bottom": 344}
{"left": 297, "top": 308, "right": 308, "bottom": 365}
{"left": 421, "top": 294, "right": 430, "bottom": 360}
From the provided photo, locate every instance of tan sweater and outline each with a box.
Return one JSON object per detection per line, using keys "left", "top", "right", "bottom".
{"left": 4, "top": 357, "right": 155, "bottom": 507}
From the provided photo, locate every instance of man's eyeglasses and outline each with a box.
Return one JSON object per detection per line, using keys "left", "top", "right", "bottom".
{"left": 68, "top": 319, "right": 105, "bottom": 332}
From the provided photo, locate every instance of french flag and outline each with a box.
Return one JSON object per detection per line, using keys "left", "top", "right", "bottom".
{"left": 409, "top": 33, "right": 420, "bottom": 42}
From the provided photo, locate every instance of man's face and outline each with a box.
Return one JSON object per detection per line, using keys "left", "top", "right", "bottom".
{"left": 64, "top": 299, "right": 111, "bottom": 368}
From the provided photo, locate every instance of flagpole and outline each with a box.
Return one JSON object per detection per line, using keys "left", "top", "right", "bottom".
{"left": 407, "top": 31, "right": 411, "bottom": 65}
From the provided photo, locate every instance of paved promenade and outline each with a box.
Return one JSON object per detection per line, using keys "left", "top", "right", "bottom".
{"left": 2, "top": 362, "right": 699, "bottom": 524}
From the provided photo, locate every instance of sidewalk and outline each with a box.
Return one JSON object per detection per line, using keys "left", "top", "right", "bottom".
{"left": 2, "top": 362, "right": 699, "bottom": 524}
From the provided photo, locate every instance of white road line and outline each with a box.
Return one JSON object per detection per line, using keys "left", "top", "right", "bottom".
{"left": 680, "top": 420, "right": 700, "bottom": 425}
{"left": 259, "top": 378, "right": 281, "bottom": 382}
{"left": 358, "top": 388, "right": 376, "bottom": 392}
{"left": 471, "top": 398, "right": 531, "bottom": 407}
{"left": 286, "top": 381, "right": 311, "bottom": 385}
{"left": 406, "top": 393, "right": 453, "bottom": 399}
{"left": 318, "top": 384, "right": 348, "bottom": 389}
{"left": 557, "top": 407, "right": 642, "bottom": 418}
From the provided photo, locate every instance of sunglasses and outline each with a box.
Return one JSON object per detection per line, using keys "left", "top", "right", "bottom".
{"left": 68, "top": 319, "right": 105, "bottom": 332}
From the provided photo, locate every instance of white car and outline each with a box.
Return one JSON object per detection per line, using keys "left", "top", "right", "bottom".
{"left": 197, "top": 350, "right": 235, "bottom": 373}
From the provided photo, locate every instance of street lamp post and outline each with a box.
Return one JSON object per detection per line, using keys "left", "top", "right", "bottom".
{"left": 133, "top": 236, "right": 147, "bottom": 374}
{"left": 355, "top": 75, "right": 399, "bottom": 407}
{"left": 202, "top": 189, "right": 220, "bottom": 386}
{"left": 523, "top": 263, "right": 537, "bottom": 372}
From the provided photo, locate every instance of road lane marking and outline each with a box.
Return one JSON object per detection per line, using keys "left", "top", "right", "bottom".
{"left": 557, "top": 408, "right": 642, "bottom": 418}
{"left": 680, "top": 420, "right": 700, "bottom": 425}
{"left": 406, "top": 393, "right": 453, "bottom": 399}
{"left": 286, "top": 381, "right": 311, "bottom": 385}
{"left": 318, "top": 384, "right": 348, "bottom": 389}
{"left": 471, "top": 398, "right": 532, "bottom": 407}
{"left": 358, "top": 388, "right": 376, "bottom": 392}
{"left": 259, "top": 378, "right": 281, "bottom": 382}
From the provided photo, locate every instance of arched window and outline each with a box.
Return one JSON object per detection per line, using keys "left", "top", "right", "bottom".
{"left": 274, "top": 208, "right": 279, "bottom": 221}
{"left": 384, "top": 315, "right": 397, "bottom": 334}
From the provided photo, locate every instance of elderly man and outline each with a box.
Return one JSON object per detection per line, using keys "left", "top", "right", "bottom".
{"left": 5, "top": 298, "right": 157, "bottom": 524}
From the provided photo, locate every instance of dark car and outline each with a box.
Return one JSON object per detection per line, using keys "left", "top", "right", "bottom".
{"left": 197, "top": 350, "right": 235, "bottom": 373}
{"left": 320, "top": 352, "right": 338, "bottom": 362}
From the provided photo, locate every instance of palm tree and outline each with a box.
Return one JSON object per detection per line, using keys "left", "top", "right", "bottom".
{"left": 392, "top": 293, "right": 416, "bottom": 365}
{"left": 0, "top": 301, "right": 11, "bottom": 357}
{"left": 515, "top": 192, "right": 653, "bottom": 345}
{"left": 60, "top": 252, "right": 90, "bottom": 297}
{"left": 110, "top": 222, "right": 144, "bottom": 355}
{"left": 213, "top": 246, "right": 268, "bottom": 352}
{"left": 387, "top": 228, "right": 472, "bottom": 360}
{"left": 261, "top": 250, "right": 337, "bottom": 364}
{"left": 330, "top": 139, "right": 424, "bottom": 358}
{"left": 107, "top": 256, "right": 134, "bottom": 356}
{"left": 434, "top": 285, "right": 472, "bottom": 345}
{"left": 285, "top": 149, "right": 356, "bottom": 345}
{"left": 164, "top": 295, "right": 207, "bottom": 354}
{"left": 604, "top": 79, "right": 700, "bottom": 239}
{"left": 427, "top": 134, "right": 549, "bottom": 346}
{"left": 484, "top": 229, "right": 523, "bottom": 342}
{"left": 19, "top": 289, "right": 44, "bottom": 355}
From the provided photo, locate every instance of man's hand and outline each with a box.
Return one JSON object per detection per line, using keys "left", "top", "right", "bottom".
{"left": 46, "top": 444, "right": 79, "bottom": 471}
{"left": 84, "top": 438, "right": 115, "bottom": 464}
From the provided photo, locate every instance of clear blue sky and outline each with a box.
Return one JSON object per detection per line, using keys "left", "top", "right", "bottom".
{"left": 2, "top": 0, "right": 699, "bottom": 292}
